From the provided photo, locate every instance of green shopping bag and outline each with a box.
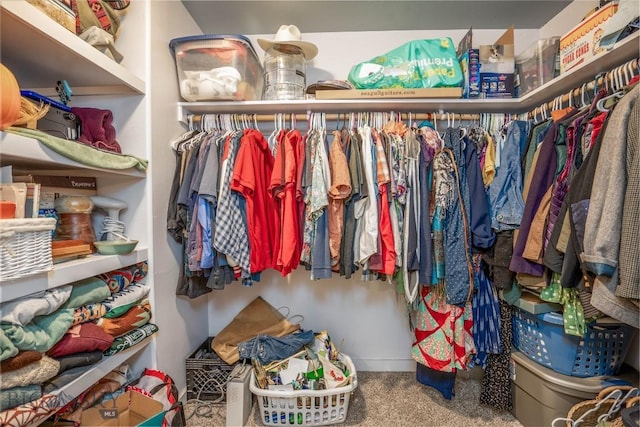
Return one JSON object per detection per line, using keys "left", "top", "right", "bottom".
{"left": 348, "top": 38, "right": 463, "bottom": 89}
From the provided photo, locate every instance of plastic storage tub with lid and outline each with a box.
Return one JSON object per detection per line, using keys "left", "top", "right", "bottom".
{"left": 169, "top": 34, "right": 264, "bottom": 102}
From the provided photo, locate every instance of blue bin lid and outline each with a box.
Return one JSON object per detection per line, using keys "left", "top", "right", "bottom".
{"left": 169, "top": 34, "right": 258, "bottom": 57}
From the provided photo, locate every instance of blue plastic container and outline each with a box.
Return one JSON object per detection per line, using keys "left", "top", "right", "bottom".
{"left": 512, "top": 306, "right": 635, "bottom": 377}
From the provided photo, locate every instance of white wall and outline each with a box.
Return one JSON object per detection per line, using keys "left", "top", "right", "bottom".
{"left": 539, "top": 0, "right": 599, "bottom": 39}
{"left": 206, "top": 28, "right": 541, "bottom": 372}
{"left": 148, "top": 0, "right": 210, "bottom": 391}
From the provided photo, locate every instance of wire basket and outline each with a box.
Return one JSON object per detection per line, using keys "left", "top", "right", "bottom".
{"left": 512, "top": 306, "right": 636, "bottom": 377}
{"left": 0, "top": 218, "right": 56, "bottom": 281}
{"left": 250, "top": 353, "right": 358, "bottom": 426}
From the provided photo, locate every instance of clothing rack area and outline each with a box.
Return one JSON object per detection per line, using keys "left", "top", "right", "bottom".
{"left": 168, "top": 43, "right": 639, "bottom": 408}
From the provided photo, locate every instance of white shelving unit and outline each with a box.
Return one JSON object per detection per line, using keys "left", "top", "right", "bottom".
{"left": 178, "top": 32, "right": 639, "bottom": 117}
{"left": 0, "top": 340, "right": 151, "bottom": 427}
{"left": 0, "top": 1, "right": 153, "bottom": 425}
{"left": 0, "top": 1, "right": 144, "bottom": 96}
{"left": 0, "top": 247, "right": 149, "bottom": 303}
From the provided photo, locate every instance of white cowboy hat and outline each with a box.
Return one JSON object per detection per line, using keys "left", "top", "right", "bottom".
{"left": 257, "top": 25, "right": 318, "bottom": 60}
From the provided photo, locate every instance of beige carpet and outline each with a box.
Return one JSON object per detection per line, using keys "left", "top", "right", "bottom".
{"left": 183, "top": 371, "right": 523, "bottom": 427}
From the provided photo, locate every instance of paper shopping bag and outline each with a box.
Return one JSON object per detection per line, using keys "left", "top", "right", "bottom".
{"left": 212, "top": 297, "right": 300, "bottom": 364}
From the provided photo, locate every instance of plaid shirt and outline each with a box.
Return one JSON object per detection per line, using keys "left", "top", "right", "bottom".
{"left": 213, "top": 132, "right": 251, "bottom": 278}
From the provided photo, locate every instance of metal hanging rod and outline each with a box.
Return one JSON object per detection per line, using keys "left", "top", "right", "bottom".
{"left": 527, "top": 58, "right": 639, "bottom": 119}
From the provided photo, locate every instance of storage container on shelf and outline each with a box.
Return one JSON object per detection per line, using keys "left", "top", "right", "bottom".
{"left": 169, "top": 35, "right": 264, "bottom": 102}
{"left": 250, "top": 353, "right": 358, "bottom": 426}
{"left": 512, "top": 306, "right": 636, "bottom": 378}
{"left": 515, "top": 37, "right": 560, "bottom": 97}
{"left": 510, "top": 350, "right": 638, "bottom": 427}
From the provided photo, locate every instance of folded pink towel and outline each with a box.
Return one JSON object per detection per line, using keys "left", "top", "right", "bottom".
{"left": 71, "top": 107, "right": 122, "bottom": 153}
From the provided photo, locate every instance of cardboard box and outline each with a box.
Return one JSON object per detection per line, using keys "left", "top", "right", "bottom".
{"left": 81, "top": 390, "right": 165, "bottom": 427}
{"left": 560, "top": 2, "right": 619, "bottom": 74}
{"left": 479, "top": 26, "right": 515, "bottom": 98}
{"left": 314, "top": 87, "right": 462, "bottom": 99}
{"left": 12, "top": 175, "right": 97, "bottom": 210}
{"left": 456, "top": 28, "right": 480, "bottom": 98}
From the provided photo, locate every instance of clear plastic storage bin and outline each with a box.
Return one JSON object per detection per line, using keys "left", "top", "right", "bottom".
{"left": 169, "top": 34, "right": 264, "bottom": 102}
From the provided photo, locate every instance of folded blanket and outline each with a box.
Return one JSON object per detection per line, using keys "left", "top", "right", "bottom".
{"left": 43, "top": 365, "right": 91, "bottom": 394}
{"left": 0, "top": 351, "right": 42, "bottom": 373}
{"left": 2, "top": 309, "right": 74, "bottom": 353}
{"left": 56, "top": 350, "right": 103, "bottom": 373}
{"left": 0, "top": 330, "right": 19, "bottom": 362}
{"left": 0, "top": 355, "right": 59, "bottom": 390}
{"left": 102, "top": 284, "right": 150, "bottom": 313}
{"left": 0, "top": 286, "right": 72, "bottom": 326}
{"left": 5, "top": 127, "right": 148, "bottom": 171}
{"left": 62, "top": 277, "right": 111, "bottom": 309}
{"left": 96, "top": 300, "right": 151, "bottom": 337}
{"left": 73, "top": 303, "right": 108, "bottom": 325}
{"left": 104, "top": 323, "right": 158, "bottom": 356}
{"left": 47, "top": 323, "right": 114, "bottom": 358}
{"left": 0, "top": 384, "right": 42, "bottom": 411}
{"left": 98, "top": 262, "right": 148, "bottom": 294}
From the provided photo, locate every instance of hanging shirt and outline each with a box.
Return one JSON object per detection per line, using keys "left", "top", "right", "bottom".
{"left": 357, "top": 125, "right": 379, "bottom": 265}
{"left": 231, "top": 129, "right": 278, "bottom": 274}
{"left": 327, "top": 131, "right": 352, "bottom": 268}
{"left": 213, "top": 132, "right": 251, "bottom": 278}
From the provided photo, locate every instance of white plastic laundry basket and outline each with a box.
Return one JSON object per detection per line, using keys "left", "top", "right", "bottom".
{"left": 250, "top": 353, "right": 358, "bottom": 426}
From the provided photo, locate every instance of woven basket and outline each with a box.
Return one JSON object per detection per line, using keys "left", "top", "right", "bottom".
{"left": 0, "top": 218, "right": 56, "bottom": 281}
{"left": 565, "top": 386, "right": 637, "bottom": 427}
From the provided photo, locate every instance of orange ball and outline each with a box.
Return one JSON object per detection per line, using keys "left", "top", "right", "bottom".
{"left": 0, "top": 63, "right": 21, "bottom": 130}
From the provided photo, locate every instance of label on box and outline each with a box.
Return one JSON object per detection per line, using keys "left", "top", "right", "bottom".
{"left": 560, "top": 3, "right": 618, "bottom": 73}
{"left": 459, "top": 49, "right": 480, "bottom": 98}
{"left": 480, "top": 73, "right": 514, "bottom": 98}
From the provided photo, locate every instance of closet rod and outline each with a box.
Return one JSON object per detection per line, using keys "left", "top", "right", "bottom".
{"left": 527, "top": 58, "right": 639, "bottom": 118}
{"left": 189, "top": 112, "right": 481, "bottom": 127}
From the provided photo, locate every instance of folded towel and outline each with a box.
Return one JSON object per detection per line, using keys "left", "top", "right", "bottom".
{"left": 71, "top": 107, "right": 122, "bottom": 153}
{"left": 5, "top": 127, "right": 148, "bottom": 171}
{"left": 0, "top": 355, "right": 59, "bottom": 390}
{"left": 0, "top": 351, "right": 42, "bottom": 373}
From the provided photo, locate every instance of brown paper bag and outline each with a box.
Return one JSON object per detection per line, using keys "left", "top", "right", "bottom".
{"left": 212, "top": 297, "right": 300, "bottom": 364}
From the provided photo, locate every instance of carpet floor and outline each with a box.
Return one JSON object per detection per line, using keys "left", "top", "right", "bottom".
{"left": 183, "top": 371, "right": 523, "bottom": 427}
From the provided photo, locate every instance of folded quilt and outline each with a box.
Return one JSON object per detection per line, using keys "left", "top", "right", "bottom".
{"left": 0, "top": 286, "right": 72, "bottom": 326}
{"left": 0, "top": 355, "right": 59, "bottom": 390}
{"left": 0, "top": 351, "right": 42, "bottom": 373}
{"left": 5, "top": 127, "right": 148, "bottom": 171}
{"left": 62, "top": 277, "right": 111, "bottom": 309}
{"left": 103, "top": 323, "right": 158, "bottom": 356}
{"left": 1, "top": 309, "right": 74, "bottom": 353}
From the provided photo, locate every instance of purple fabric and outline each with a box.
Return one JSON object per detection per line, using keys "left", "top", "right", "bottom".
{"left": 71, "top": 107, "right": 122, "bottom": 153}
{"left": 509, "top": 122, "right": 562, "bottom": 276}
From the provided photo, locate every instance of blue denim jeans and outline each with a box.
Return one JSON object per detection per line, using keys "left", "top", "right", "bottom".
{"left": 488, "top": 121, "right": 529, "bottom": 231}
{"left": 237, "top": 330, "right": 315, "bottom": 364}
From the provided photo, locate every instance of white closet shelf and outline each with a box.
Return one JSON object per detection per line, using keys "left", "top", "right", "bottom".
{"left": 0, "top": 132, "right": 147, "bottom": 179}
{"left": 0, "top": 338, "right": 152, "bottom": 427}
{"left": 0, "top": 1, "right": 145, "bottom": 96}
{"left": 178, "top": 32, "right": 639, "bottom": 117}
{"left": 0, "top": 247, "right": 148, "bottom": 303}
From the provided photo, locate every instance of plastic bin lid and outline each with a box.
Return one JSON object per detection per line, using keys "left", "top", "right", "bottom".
{"left": 510, "top": 351, "right": 636, "bottom": 393}
{"left": 169, "top": 34, "right": 258, "bottom": 56}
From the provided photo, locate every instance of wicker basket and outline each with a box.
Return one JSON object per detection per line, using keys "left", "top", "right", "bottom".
{"left": 0, "top": 218, "right": 56, "bottom": 281}
{"left": 560, "top": 386, "right": 639, "bottom": 427}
